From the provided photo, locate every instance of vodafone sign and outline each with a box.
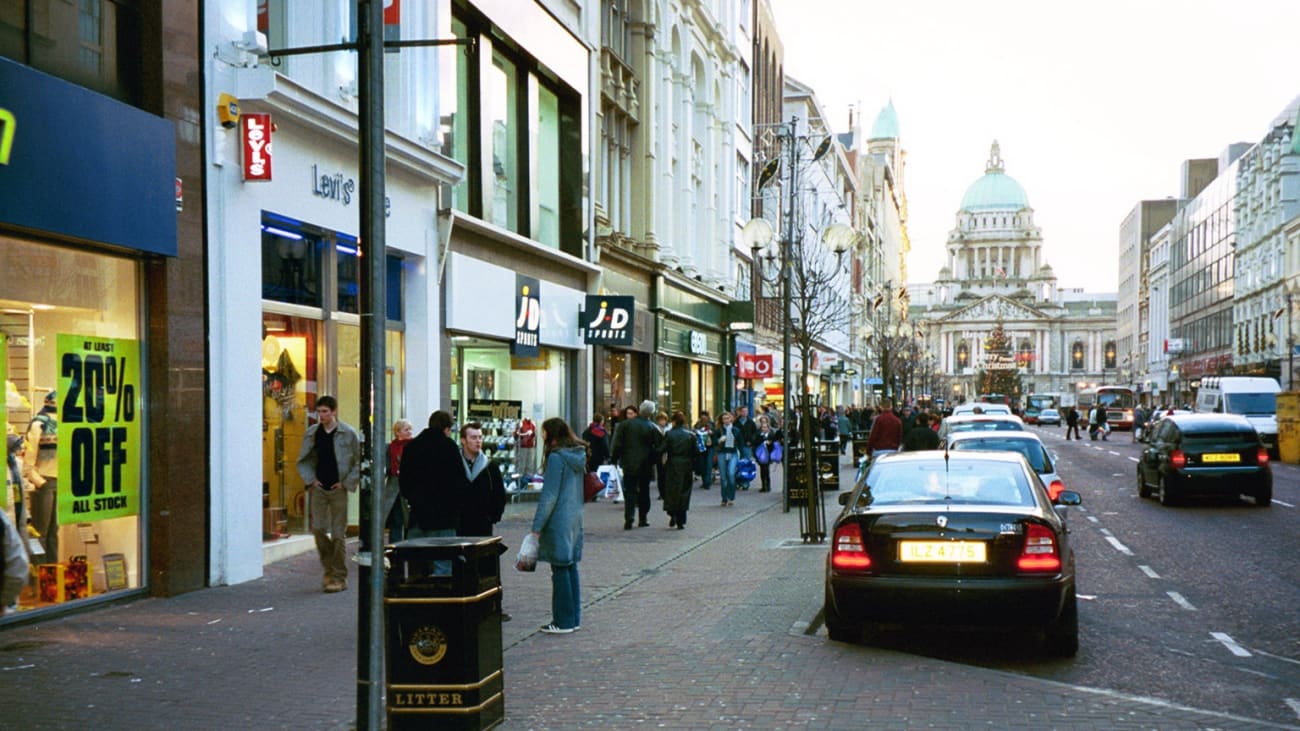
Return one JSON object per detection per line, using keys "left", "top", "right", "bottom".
{"left": 737, "top": 353, "right": 774, "bottom": 380}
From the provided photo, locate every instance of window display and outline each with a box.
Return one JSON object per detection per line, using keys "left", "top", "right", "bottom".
{"left": 1, "top": 235, "right": 143, "bottom": 617}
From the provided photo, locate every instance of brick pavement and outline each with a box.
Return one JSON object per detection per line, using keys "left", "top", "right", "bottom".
{"left": 1, "top": 459, "right": 1294, "bottom": 730}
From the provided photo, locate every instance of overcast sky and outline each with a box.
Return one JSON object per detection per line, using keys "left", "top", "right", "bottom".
{"left": 770, "top": 0, "right": 1300, "bottom": 292}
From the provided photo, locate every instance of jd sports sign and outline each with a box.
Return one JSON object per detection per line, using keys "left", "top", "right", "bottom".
{"left": 581, "top": 295, "right": 634, "bottom": 346}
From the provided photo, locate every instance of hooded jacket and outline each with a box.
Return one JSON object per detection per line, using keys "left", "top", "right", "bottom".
{"left": 531, "top": 445, "right": 586, "bottom": 565}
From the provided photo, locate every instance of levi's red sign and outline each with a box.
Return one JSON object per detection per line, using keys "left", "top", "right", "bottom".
{"left": 737, "top": 353, "right": 773, "bottom": 379}
{"left": 241, "top": 113, "right": 272, "bottom": 182}
{"left": 384, "top": 0, "right": 401, "bottom": 25}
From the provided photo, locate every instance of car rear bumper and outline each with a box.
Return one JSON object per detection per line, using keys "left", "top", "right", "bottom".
{"left": 827, "top": 573, "right": 1072, "bottom": 625}
{"left": 1168, "top": 467, "right": 1270, "bottom": 495}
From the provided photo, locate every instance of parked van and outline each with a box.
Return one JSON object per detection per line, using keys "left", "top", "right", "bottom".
{"left": 1194, "top": 376, "right": 1280, "bottom": 454}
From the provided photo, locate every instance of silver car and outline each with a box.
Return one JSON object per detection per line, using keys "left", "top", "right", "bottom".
{"left": 945, "top": 430, "right": 1068, "bottom": 499}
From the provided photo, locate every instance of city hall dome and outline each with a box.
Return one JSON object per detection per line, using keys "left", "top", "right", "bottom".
{"left": 960, "top": 140, "right": 1029, "bottom": 211}
{"left": 868, "top": 100, "right": 900, "bottom": 140}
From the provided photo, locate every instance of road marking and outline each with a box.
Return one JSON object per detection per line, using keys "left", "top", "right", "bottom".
{"left": 1256, "top": 650, "right": 1300, "bottom": 668}
{"left": 1105, "top": 536, "right": 1133, "bottom": 555}
{"left": 1285, "top": 698, "right": 1300, "bottom": 721}
{"left": 1210, "top": 631, "right": 1251, "bottom": 657}
{"left": 1099, "top": 528, "right": 1113, "bottom": 536}
{"left": 1274, "top": 499, "right": 1295, "bottom": 508}
{"left": 1138, "top": 565, "right": 1160, "bottom": 579}
{"left": 1128, "top": 456, "right": 1139, "bottom": 462}
{"left": 1167, "top": 591, "right": 1196, "bottom": 610}
{"left": 1086, "top": 515, "right": 1099, "bottom": 523}
{"left": 1108, "top": 450, "right": 1121, "bottom": 456}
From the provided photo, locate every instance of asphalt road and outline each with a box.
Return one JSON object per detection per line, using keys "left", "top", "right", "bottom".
{"left": 836, "top": 423, "right": 1300, "bottom": 726}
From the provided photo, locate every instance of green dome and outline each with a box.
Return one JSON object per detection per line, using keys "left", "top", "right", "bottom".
{"left": 868, "top": 100, "right": 899, "bottom": 140}
{"left": 960, "top": 140, "right": 1029, "bottom": 211}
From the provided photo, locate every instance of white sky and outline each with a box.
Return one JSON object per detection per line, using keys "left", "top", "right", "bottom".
{"left": 770, "top": 0, "right": 1300, "bottom": 292}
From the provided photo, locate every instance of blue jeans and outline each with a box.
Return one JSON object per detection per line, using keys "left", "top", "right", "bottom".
{"left": 718, "top": 451, "right": 738, "bottom": 503}
{"left": 550, "top": 562, "right": 581, "bottom": 630}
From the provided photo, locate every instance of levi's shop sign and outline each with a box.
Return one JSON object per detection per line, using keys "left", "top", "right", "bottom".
{"left": 57, "top": 335, "right": 142, "bottom": 523}
{"left": 242, "top": 113, "right": 272, "bottom": 182}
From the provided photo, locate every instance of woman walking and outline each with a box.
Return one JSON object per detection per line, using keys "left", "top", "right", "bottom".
{"left": 712, "top": 412, "right": 742, "bottom": 507}
{"left": 752, "top": 415, "right": 783, "bottom": 493}
{"left": 530, "top": 417, "right": 586, "bottom": 634}
{"left": 662, "top": 411, "right": 696, "bottom": 529}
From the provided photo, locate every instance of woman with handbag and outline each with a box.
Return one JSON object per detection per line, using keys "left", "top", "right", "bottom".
{"left": 528, "top": 417, "right": 587, "bottom": 634}
{"left": 752, "top": 415, "right": 784, "bottom": 493}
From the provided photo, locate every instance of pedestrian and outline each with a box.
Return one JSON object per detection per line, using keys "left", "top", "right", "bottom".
{"left": 295, "top": 395, "right": 362, "bottom": 593}
{"left": 693, "top": 412, "right": 715, "bottom": 490}
{"left": 1089, "top": 404, "right": 1108, "bottom": 441}
{"left": 752, "top": 415, "right": 784, "bottom": 493}
{"left": 1065, "top": 406, "right": 1081, "bottom": 440}
{"left": 581, "top": 414, "right": 611, "bottom": 473}
{"left": 610, "top": 400, "right": 663, "bottom": 530}
{"left": 1, "top": 503, "right": 28, "bottom": 614}
{"left": 514, "top": 417, "right": 539, "bottom": 478}
{"left": 654, "top": 411, "right": 670, "bottom": 500}
{"left": 735, "top": 405, "right": 758, "bottom": 489}
{"left": 530, "top": 417, "right": 586, "bottom": 634}
{"left": 1132, "top": 405, "right": 1147, "bottom": 443}
{"left": 901, "top": 412, "right": 940, "bottom": 451}
{"left": 25, "top": 391, "right": 59, "bottom": 562}
{"left": 662, "top": 411, "right": 696, "bottom": 529}
{"left": 399, "top": 410, "right": 466, "bottom": 574}
{"left": 866, "top": 398, "right": 903, "bottom": 459}
{"left": 7, "top": 434, "right": 33, "bottom": 551}
{"left": 712, "top": 411, "right": 743, "bottom": 507}
{"left": 837, "top": 406, "right": 852, "bottom": 455}
{"left": 358, "top": 418, "right": 414, "bottom": 564}
{"left": 456, "top": 422, "right": 507, "bottom": 537}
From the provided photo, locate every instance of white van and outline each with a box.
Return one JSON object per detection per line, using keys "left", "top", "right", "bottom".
{"left": 1194, "top": 376, "right": 1280, "bottom": 453}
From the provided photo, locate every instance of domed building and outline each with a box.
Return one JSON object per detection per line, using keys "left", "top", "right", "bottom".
{"left": 902, "top": 142, "right": 1118, "bottom": 407}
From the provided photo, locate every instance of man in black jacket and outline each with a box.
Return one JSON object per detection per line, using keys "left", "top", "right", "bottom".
{"left": 400, "top": 410, "right": 466, "bottom": 557}
{"left": 456, "top": 422, "right": 507, "bottom": 537}
{"left": 611, "top": 399, "right": 663, "bottom": 530}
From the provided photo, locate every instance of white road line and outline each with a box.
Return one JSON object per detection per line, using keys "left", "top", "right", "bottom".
{"left": 1086, "top": 515, "right": 1099, "bottom": 523}
{"left": 1210, "top": 631, "right": 1251, "bottom": 657}
{"left": 1105, "top": 536, "right": 1133, "bottom": 555}
{"left": 1128, "top": 456, "right": 1139, "bottom": 462}
{"left": 1138, "top": 565, "right": 1160, "bottom": 579}
{"left": 1256, "top": 650, "right": 1300, "bottom": 668}
{"left": 1274, "top": 499, "right": 1295, "bottom": 508}
{"left": 1108, "top": 451, "right": 1121, "bottom": 456}
{"left": 1167, "top": 591, "right": 1196, "bottom": 610}
{"left": 1285, "top": 698, "right": 1300, "bottom": 721}
{"left": 1099, "top": 528, "right": 1113, "bottom": 537}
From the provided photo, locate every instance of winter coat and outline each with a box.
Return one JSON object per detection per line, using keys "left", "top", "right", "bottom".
{"left": 581, "top": 422, "right": 611, "bottom": 472}
{"left": 458, "top": 451, "right": 507, "bottom": 537}
{"left": 296, "top": 420, "right": 363, "bottom": 492}
{"left": 662, "top": 426, "right": 696, "bottom": 513}
{"left": 399, "top": 428, "right": 467, "bottom": 532}
{"left": 531, "top": 446, "right": 586, "bottom": 566}
{"left": 611, "top": 416, "right": 662, "bottom": 476}
{"left": 712, "top": 423, "right": 744, "bottom": 453}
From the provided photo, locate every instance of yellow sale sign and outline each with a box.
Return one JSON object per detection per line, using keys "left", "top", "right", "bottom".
{"left": 57, "top": 334, "right": 141, "bottom": 523}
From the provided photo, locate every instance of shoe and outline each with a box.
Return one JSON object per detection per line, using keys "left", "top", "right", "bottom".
{"left": 353, "top": 551, "right": 372, "bottom": 567}
{"left": 540, "top": 623, "right": 575, "bottom": 634}
{"left": 501, "top": 612, "right": 512, "bottom": 622}
{"left": 669, "top": 518, "right": 677, "bottom": 528}
{"left": 323, "top": 579, "right": 346, "bottom": 593}
{"left": 759, "top": 487, "right": 770, "bottom": 493}
{"left": 677, "top": 523, "right": 685, "bottom": 530}
{"left": 624, "top": 521, "right": 633, "bottom": 530}
{"left": 638, "top": 520, "right": 650, "bottom": 528}
{"left": 728, "top": 501, "right": 735, "bottom": 507}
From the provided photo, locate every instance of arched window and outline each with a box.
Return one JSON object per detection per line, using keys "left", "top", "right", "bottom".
{"left": 1017, "top": 340, "right": 1034, "bottom": 372}
{"left": 957, "top": 341, "right": 970, "bottom": 369}
{"left": 1071, "top": 341, "right": 1085, "bottom": 370}
{"left": 1104, "top": 341, "right": 1117, "bottom": 369}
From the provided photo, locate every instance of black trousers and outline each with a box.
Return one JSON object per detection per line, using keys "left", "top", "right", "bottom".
{"left": 624, "top": 465, "right": 652, "bottom": 524}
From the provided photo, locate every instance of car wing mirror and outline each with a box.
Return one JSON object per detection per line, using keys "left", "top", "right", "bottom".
{"left": 838, "top": 491, "right": 852, "bottom": 506}
{"left": 1054, "top": 490, "right": 1082, "bottom": 506}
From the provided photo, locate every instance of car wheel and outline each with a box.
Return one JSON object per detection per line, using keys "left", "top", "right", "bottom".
{"left": 1136, "top": 465, "right": 1152, "bottom": 499}
{"left": 1044, "top": 590, "right": 1079, "bottom": 657}
{"left": 1255, "top": 484, "right": 1272, "bottom": 508}
{"left": 823, "top": 591, "right": 859, "bottom": 644}
{"left": 1158, "top": 475, "right": 1178, "bottom": 507}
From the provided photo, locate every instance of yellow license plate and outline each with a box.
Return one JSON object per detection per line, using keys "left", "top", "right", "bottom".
{"left": 899, "top": 541, "right": 987, "bottom": 563}
{"left": 1201, "top": 453, "right": 1241, "bottom": 463}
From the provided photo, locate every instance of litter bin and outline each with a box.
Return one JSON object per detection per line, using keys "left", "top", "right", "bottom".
{"left": 385, "top": 536, "right": 504, "bottom": 730}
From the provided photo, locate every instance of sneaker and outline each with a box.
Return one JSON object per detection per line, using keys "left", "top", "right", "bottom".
{"left": 323, "top": 579, "right": 346, "bottom": 593}
{"left": 353, "top": 551, "right": 372, "bottom": 567}
{"left": 540, "top": 623, "right": 575, "bottom": 634}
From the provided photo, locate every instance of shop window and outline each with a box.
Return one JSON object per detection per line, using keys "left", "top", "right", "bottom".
{"left": 488, "top": 50, "right": 520, "bottom": 232}
{"left": 1, "top": 235, "right": 142, "bottom": 617}
{"left": 535, "top": 84, "right": 560, "bottom": 248}
{"left": 336, "top": 235, "right": 360, "bottom": 314}
{"left": 1071, "top": 342, "right": 1085, "bottom": 370}
{"left": 261, "top": 215, "right": 324, "bottom": 307}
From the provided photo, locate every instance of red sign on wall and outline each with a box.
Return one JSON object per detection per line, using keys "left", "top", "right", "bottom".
{"left": 384, "top": 0, "right": 401, "bottom": 24}
{"left": 737, "top": 353, "right": 774, "bottom": 380}
{"left": 241, "top": 113, "right": 272, "bottom": 182}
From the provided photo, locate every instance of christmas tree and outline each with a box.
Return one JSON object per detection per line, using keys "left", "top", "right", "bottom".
{"left": 978, "top": 320, "right": 1021, "bottom": 400}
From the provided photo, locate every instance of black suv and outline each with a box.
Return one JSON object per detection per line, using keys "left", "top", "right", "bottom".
{"left": 1136, "top": 413, "right": 1271, "bottom": 507}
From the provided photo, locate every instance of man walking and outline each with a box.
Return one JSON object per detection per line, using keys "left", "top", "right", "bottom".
{"left": 1065, "top": 405, "right": 1081, "bottom": 440}
{"left": 296, "top": 396, "right": 362, "bottom": 593}
{"left": 866, "top": 398, "right": 903, "bottom": 460}
{"left": 611, "top": 400, "right": 663, "bottom": 530}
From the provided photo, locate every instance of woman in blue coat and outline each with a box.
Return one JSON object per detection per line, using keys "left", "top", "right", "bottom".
{"left": 530, "top": 417, "right": 587, "bottom": 634}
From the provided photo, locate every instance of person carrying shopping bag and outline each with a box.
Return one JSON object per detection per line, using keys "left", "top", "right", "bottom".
{"left": 529, "top": 417, "right": 587, "bottom": 634}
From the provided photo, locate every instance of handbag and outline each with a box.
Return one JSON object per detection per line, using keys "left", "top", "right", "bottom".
{"left": 769, "top": 441, "right": 783, "bottom": 463}
{"left": 583, "top": 471, "right": 604, "bottom": 502}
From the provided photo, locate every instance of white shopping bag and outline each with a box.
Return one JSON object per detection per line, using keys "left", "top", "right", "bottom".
{"left": 596, "top": 464, "right": 623, "bottom": 503}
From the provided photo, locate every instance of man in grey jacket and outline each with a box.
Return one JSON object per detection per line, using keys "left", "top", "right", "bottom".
{"left": 296, "top": 396, "right": 362, "bottom": 593}
{"left": 611, "top": 400, "right": 663, "bottom": 530}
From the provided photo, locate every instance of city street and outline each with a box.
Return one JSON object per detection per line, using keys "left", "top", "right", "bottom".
{"left": 3, "top": 448, "right": 1298, "bottom": 729}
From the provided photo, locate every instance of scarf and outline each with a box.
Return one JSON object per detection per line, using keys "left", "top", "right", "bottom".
{"left": 461, "top": 450, "right": 488, "bottom": 482}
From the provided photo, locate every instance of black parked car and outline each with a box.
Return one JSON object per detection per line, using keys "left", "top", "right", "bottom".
{"left": 824, "top": 451, "right": 1082, "bottom": 656}
{"left": 1136, "top": 413, "right": 1271, "bottom": 507}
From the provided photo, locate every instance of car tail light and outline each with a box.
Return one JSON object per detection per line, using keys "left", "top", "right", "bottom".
{"left": 1169, "top": 449, "right": 1187, "bottom": 469}
{"left": 1257, "top": 447, "right": 1269, "bottom": 465}
{"left": 1017, "top": 523, "right": 1061, "bottom": 572}
{"left": 1047, "top": 480, "right": 1065, "bottom": 501}
{"left": 831, "top": 522, "right": 872, "bottom": 571}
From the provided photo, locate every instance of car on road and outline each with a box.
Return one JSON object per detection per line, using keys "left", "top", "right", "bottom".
{"left": 1138, "top": 408, "right": 1192, "bottom": 443}
{"left": 824, "top": 451, "right": 1082, "bottom": 656}
{"left": 952, "top": 402, "right": 1013, "bottom": 416}
{"left": 945, "top": 430, "right": 1067, "bottom": 499}
{"left": 1135, "top": 413, "right": 1271, "bottom": 507}
{"left": 937, "top": 413, "right": 1025, "bottom": 443}
{"left": 1036, "top": 407, "right": 1061, "bottom": 426}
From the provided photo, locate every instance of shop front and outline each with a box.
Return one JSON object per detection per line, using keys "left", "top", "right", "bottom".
{"left": 1, "top": 58, "right": 177, "bottom": 619}
{"left": 590, "top": 269, "right": 654, "bottom": 419}
{"left": 655, "top": 318, "right": 724, "bottom": 421}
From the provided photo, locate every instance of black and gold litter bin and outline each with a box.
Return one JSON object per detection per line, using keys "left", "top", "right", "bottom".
{"left": 385, "top": 536, "right": 504, "bottom": 730}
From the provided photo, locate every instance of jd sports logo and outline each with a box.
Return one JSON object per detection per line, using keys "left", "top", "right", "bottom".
{"left": 582, "top": 295, "right": 634, "bottom": 345}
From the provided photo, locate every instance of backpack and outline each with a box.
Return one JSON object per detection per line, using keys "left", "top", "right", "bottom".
{"left": 694, "top": 431, "right": 707, "bottom": 454}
